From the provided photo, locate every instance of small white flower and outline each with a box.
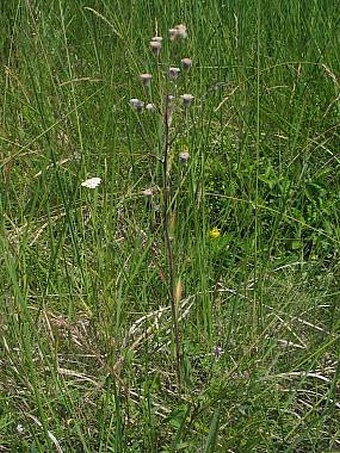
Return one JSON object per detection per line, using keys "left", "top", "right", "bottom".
{"left": 213, "top": 345, "right": 224, "bottom": 359}
{"left": 81, "top": 177, "right": 102, "bottom": 189}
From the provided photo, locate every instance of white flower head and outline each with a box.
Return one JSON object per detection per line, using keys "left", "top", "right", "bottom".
{"left": 213, "top": 345, "right": 224, "bottom": 360}
{"left": 81, "top": 177, "right": 102, "bottom": 189}
{"left": 16, "top": 424, "right": 25, "bottom": 434}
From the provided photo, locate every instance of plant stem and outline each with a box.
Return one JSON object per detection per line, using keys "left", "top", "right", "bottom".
{"left": 163, "top": 96, "right": 181, "bottom": 389}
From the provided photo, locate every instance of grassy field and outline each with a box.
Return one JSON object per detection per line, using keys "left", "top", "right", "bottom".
{"left": 1, "top": 0, "right": 339, "bottom": 451}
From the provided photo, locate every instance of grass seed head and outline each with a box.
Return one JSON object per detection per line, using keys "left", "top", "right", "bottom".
{"left": 175, "top": 278, "right": 183, "bottom": 304}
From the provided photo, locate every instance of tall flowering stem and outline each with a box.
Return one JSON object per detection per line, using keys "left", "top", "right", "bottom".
{"left": 163, "top": 96, "right": 181, "bottom": 389}
{"left": 132, "top": 26, "right": 193, "bottom": 392}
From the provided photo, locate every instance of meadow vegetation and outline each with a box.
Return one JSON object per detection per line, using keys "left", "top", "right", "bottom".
{"left": 1, "top": 1, "right": 339, "bottom": 451}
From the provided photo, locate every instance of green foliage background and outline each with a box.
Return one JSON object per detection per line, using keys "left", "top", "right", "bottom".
{"left": 0, "top": 0, "right": 339, "bottom": 451}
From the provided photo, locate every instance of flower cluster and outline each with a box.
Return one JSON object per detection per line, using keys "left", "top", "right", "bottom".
{"left": 134, "top": 24, "right": 195, "bottom": 388}
{"left": 81, "top": 177, "right": 102, "bottom": 189}
{"left": 129, "top": 25, "right": 194, "bottom": 119}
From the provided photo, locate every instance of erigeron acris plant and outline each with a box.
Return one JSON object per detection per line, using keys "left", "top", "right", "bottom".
{"left": 129, "top": 24, "right": 194, "bottom": 389}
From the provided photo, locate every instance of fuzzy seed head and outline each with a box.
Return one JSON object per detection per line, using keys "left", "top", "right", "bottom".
{"left": 130, "top": 98, "right": 144, "bottom": 112}
{"left": 169, "top": 24, "right": 187, "bottom": 41}
{"left": 139, "top": 73, "right": 152, "bottom": 86}
{"left": 168, "top": 67, "right": 180, "bottom": 80}
{"left": 181, "top": 58, "right": 192, "bottom": 70}
{"left": 146, "top": 103, "right": 156, "bottom": 112}
{"left": 151, "top": 36, "right": 163, "bottom": 43}
{"left": 180, "top": 93, "right": 194, "bottom": 106}
{"left": 179, "top": 151, "right": 190, "bottom": 163}
{"left": 150, "top": 40, "right": 161, "bottom": 56}
{"left": 142, "top": 188, "right": 153, "bottom": 197}
{"left": 169, "top": 28, "right": 179, "bottom": 41}
{"left": 176, "top": 24, "right": 187, "bottom": 38}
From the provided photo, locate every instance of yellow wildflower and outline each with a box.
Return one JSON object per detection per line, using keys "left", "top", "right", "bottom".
{"left": 209, "top": 227, "right": 221, "bottom": 239}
